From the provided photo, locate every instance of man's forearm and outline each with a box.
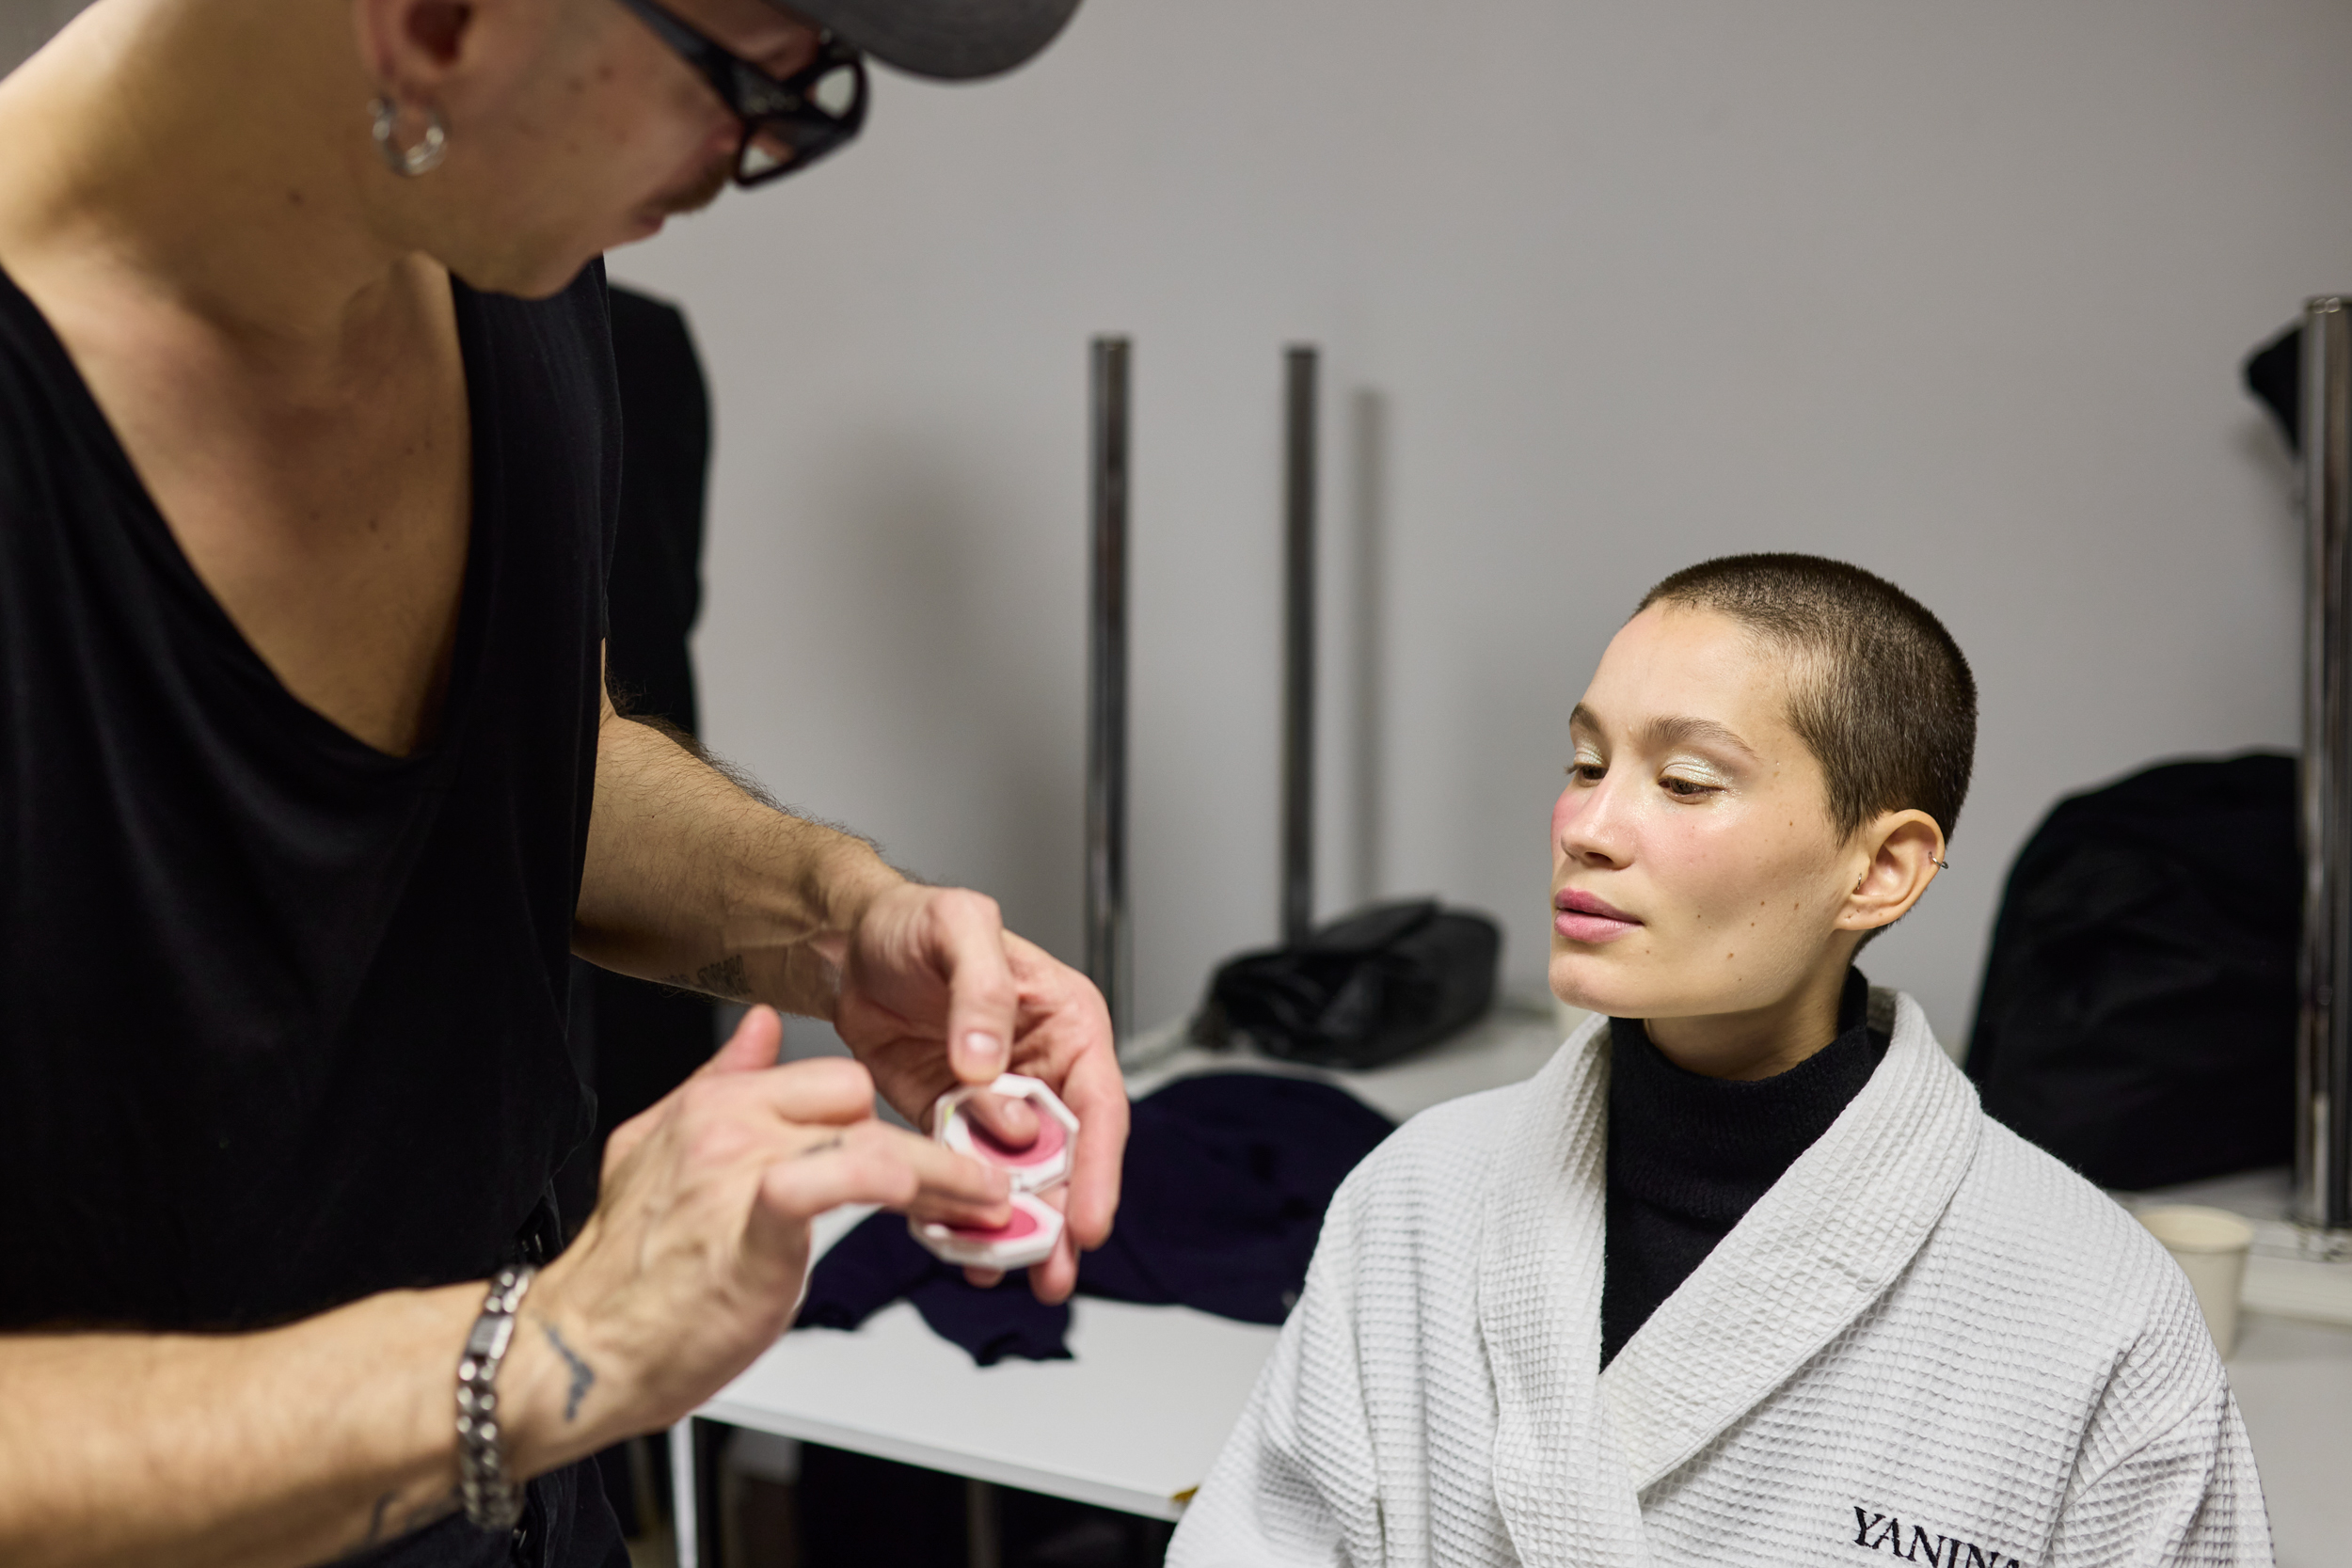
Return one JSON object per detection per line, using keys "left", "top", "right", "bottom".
{"left": 574, "top": 704, "right": 903, "bottom": 1016}
{"left": 0, "top": 1285, "right": 536, "bottom": 1568}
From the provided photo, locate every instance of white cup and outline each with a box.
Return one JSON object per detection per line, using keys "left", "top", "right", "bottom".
{"left": 2137, "top": 1205, "right": 2253, "bottom": 1356}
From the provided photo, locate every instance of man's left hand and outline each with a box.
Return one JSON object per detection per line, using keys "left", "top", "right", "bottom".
{"left": 829, "top": 883, "right": 1128, "bottom": 1304}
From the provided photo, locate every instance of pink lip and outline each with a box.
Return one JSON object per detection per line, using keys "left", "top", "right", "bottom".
{"left": 1553, "top": 887, "right": 1642, "bottom": 944}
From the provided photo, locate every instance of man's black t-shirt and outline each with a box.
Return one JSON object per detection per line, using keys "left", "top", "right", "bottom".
{"left": 0, "top": 261, "right": 615, "bottom": 1336}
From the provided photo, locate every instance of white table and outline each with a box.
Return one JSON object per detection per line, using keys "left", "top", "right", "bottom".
{"left": 669, "top": 1003, "right": 1574, "bottom": 1565}
{"left": 2227, "top": 1313, "right": 2352, "bottom": 1568}
{"left": 671, "top": 1006, "right": 2352, "bottom": 1567}
{"left": 2114, "top": 1168, "right": 2352, "bottom": 1568}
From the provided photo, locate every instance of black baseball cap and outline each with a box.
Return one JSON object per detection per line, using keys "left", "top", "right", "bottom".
{"left": 785, "top": 0, "right": 1083, "bottom": 79}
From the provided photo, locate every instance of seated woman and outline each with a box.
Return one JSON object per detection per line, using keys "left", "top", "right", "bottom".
{"left": 1169, "top": 554, "right": 2269, "bottom": 1568}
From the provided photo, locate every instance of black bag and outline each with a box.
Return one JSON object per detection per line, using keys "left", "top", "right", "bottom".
{"left": 1191, "top": 898, "right": 1502, "bottom": 1070}
{"left": 1964, "top": 752, "right": 2298, "bottom": 1190}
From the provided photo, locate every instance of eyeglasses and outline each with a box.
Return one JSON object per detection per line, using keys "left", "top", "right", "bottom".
{"left": 611, "top": 0, "right": 869, "bottom": 187}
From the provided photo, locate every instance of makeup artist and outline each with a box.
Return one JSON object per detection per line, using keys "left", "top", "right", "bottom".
{"left": 0, "top": 0, "right": 1124, "bottom": 1563}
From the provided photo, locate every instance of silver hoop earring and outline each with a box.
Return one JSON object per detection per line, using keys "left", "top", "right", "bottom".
{"left": 371, "top": 96, "right": 448, "bottom": 177}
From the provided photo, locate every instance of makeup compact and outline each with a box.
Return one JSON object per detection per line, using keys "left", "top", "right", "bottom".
{"left": 909, "top": 1073, "right": 1078, "bottom": 1272}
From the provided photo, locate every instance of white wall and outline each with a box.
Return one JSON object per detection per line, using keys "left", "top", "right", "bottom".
{"left": 614, "top": 0, "right": 2352, "bottom": 1046}
{"left": 612, "top": 0, "right": 2351, "bottom": 1046}
{"left": 4, "top": 0, "right": 2343, "bottom": 1043}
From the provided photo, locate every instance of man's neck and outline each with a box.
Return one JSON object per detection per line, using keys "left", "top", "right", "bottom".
{"left": 1642, "top": 954, "right": 1856, "bottom": 1082}
{"left": 0, "top": 0, "right": 423, "bottom": 354}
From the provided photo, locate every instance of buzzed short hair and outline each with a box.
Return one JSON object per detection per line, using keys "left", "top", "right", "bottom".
{"left": 1636, "top": 553, "right": 1976, "bottom": 845}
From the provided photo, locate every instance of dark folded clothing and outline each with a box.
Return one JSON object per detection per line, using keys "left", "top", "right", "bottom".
{"left": 795, "top": 1073, "right": 1396, "bottom": 1365}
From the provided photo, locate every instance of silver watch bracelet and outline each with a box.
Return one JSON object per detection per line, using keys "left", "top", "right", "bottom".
{"left": 455, "top": 1264, "right": 537, "bottom": 1532}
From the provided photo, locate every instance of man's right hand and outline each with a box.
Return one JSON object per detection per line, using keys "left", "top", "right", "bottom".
{"left": 502, "top": 1006, "right": 1009, "bottom": 1475}
{"left": 0, "top": 1006, "right": 1000, "bottom": 1568}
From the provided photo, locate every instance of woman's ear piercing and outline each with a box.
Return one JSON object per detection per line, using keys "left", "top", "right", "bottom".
{"left": 1929, "top": 853, "right": 1950, "bottom": 871}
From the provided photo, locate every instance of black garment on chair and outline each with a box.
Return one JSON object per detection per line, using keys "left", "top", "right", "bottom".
{"left": 797, "top": 1073, "right": 1397, "bottom": 1365}
{"left": 1964, "top": 752, "right": 2299, "bottom": 1191}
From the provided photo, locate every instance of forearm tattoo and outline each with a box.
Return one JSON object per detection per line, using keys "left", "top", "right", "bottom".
{"left": 658, "top": 953, "right": 752, "bottom": 999}
{"left": 358, "top": 1491, "right": 393, "bottom": 1549}
{"left": 342, "top": 1486, "right": 457, "bottom": 1558}
{"left": 538, "top": 1319, "right": 596, "bottom": 1423}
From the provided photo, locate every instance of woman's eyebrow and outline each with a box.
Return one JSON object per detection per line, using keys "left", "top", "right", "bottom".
{"left": 1642, "top": 714, "right": 1758, "bottom": 759}
{"left": 1569, "top": 703, "right": 1756, "bottom": 759}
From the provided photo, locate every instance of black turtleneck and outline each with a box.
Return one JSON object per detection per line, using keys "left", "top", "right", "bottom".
{"left": 1599, "top": 968, "right": 1888, "bottom": 1368}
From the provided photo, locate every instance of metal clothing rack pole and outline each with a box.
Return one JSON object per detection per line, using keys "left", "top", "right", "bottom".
{"left": 1088, "top": 337, "right": 1133, "bottom": 1047}
{"left": 1281, "top": 345, "right": 1319, "bottom": 946}
{"left": 2298, "top": 295, "right": 2352, "bottom": 1236}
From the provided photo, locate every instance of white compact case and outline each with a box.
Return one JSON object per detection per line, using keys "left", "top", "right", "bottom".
{"left": 909, "top": 1073, "right": 1079, "bottom": 1271}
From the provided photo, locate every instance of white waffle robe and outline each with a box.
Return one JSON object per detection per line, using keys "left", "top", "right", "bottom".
{"left": 1169, "top": 991, "right": 2272, "bottom": 1568}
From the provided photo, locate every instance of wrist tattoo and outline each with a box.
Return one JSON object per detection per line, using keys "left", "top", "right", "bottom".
{"left": 538, "top": 1319, "right": 597, "bottom": 1423}
{"left": 659, "top": 953, "right": 752, "bottom": 999}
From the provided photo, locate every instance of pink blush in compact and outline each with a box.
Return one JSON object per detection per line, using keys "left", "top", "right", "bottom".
{"left": 935, "top": 1073, "right": 1079, "bottom": 1194}
{"left": 967, "top": 1112, "right": 1068, "bottom": 1167}
{"left": 947, "top": 1205, "right": 1042, "bottom": 1243}
{"left": 911, "top": 1191, "right": 1062, "bottom": 1271}
{"left": 915, "top": 1074, "right": 1078, "bottom": 1270}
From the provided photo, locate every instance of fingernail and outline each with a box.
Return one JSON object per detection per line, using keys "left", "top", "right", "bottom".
{"left": 961, "top": 1030, "right": 1006, "bottom": 1072}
